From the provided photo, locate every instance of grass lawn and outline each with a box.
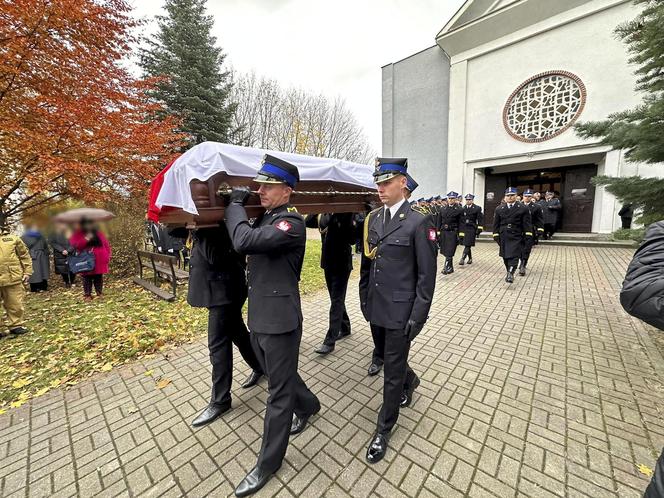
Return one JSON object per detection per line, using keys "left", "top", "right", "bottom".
{"left": 0, "top": 239, "right": 324, "bottom": 413}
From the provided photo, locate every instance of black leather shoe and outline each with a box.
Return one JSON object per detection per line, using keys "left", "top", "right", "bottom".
{"left": 400, "top": 376, "right": 421, "bottom": 408}
{"left": 467, "top": 257, "right": 473, "bottom": 265}
{"left": 505, "top": 272, "right": 514, "bottom": 283}
{"left": 315, "top": 343, "right": 334, "bottom": 355}
{"left": 366, "top": 433, "right": 389, "bottom": 464}
{"left": 518, "top": 266, "right": 526, "bottom": 276}
{"left": 367, "top": 362, "right": 383, "bottom": 376}
{"left": 9, "top": 326, "right": 28, "bottom": 335}
{"left": 290, "top": 403, "right": 320, "bottom": 435}
{"left": 191, "top": 402, "right": 231, "bottom": 427}
{"left": 234, "top": 466, "right": 276, "bottom": 497}
{"left": 241, "top": 371, "right": 263, "bottom": 389}
{"left": 337, "top": 330, "right": 351, "bottom": 340}
{"left": 458, "top": 257, "right": 465, "bottom": 266}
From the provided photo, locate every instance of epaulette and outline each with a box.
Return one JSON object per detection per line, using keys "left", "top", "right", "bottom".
{"left": 411, "top": 205, "right": 427, "bottom": 215}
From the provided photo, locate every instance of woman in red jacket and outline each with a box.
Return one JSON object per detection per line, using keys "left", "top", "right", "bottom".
{"left": 69, "top": 218, "right": 112, "bottom": 300}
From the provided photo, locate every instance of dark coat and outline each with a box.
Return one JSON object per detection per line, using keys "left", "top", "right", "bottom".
{"left": 187, "top": 225, "right": 247, "bottom": 309}
{"left": 459, "top": 204, "right": 484, "bottom": 247}
{"left": 437, "top": 204, "right": 462, "bottom": 256}
{"left": 523, "top": 200, "right": 544, "bottom": 235}
{"left": 21, "top": 232, "right": 50, "bottom": 283}
{"left": 543, "top": 198, "right": 562, "bottom": 225}
{"left": 48, "top": 232, "right": 73, "bottom": 275}
{"left": 359, "top": 202, "right": 438, "bottom": 329}
{"left": 618, "top": 204, "right": 634, "bottom": 219}
{"left": 620, "top": 221, "right": 664, "bottom": 330}
{"left": 305, "top": 213, "right": 357, "bottom": 272}
{"left": 491, "top": 202, "right": 534, "bottom": 259}
{"left": 225, "top": 202, "right": 305, "bottom": 335}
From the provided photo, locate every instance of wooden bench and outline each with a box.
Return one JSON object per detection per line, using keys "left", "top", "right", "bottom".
{"left": 133, "top": 250, "right": 188, "bottom": 301}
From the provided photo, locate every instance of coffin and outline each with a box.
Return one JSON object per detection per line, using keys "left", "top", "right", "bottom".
{"left": 151, "top": 143, "right": 378, "bottom": 227}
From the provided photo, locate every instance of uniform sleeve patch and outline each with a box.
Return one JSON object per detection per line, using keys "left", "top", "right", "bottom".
{"left": 428, "top": 228, "right": 437, "bottom": 241}
{"left": 276, "top": 220, "right": 292, "bottom": 232}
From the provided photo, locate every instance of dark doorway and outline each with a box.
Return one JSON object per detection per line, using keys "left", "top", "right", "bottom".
{"left": 482, "top": 164, "right": 597, "bottom": 232}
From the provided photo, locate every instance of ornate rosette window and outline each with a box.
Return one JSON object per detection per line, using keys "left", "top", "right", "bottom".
{"left": 503, "top": 71, "right": 587, "bottom": 143}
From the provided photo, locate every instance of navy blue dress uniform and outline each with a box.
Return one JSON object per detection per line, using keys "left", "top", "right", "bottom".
{"left": 438, "top": 191, "right": 463, "bottom": 274}
{"left": 491, "top": 187, "right": 534, "bottom": 283}
{"left": 458, "top": 194, "right": 484, "bottom": 265}
{"left": 359, "top": 158, "right": 438, "bottom": 464}
{"left": 304, "top": 212, "right": 358, "bottom": 354}
{"left": 542, "top": 192, "right": 562, "bottom": 239}
{"left": 186, "top": 225, "right": 264, "bottom": 428}
{"left": 520, "top": 190, "right": 544, "bottom": 275}
{"left": 225, "top": 155, "right": 320, "bottom": 497}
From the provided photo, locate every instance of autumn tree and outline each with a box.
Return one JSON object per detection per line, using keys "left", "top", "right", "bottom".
{"left": 0, "top": 0, "right": 182, "bottom": 226}
{"left": 140, "top": 0, "right": 236, "bottom": 147}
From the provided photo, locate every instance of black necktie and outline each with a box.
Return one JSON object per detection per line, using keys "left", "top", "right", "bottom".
{"left": 384, "top": 208, "right": 391, "bottom": 228}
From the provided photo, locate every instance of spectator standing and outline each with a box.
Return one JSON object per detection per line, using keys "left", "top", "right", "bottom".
{"left": 70, "top": 219, "right": 112, "bottom": 301}
{"left": 618, "top": 203, "right": 634, "bottom": 230}
{"left": 21, "top": 226, "right": 49, "bottom": 292}
{"left": 49, "top": 223, "right": 76, "bottom": 287}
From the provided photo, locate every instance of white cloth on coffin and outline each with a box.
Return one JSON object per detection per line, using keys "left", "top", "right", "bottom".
{"left": 155, "top": 142, "right": 376, "bottom": 215}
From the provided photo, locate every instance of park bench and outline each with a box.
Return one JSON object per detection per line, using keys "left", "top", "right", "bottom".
{"left": 133, "top": 250, "right": 189, "bottom": 301}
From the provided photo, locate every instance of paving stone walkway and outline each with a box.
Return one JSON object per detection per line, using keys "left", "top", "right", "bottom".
{"left": 1, "top": 244, "right": 663, "bottom": 498}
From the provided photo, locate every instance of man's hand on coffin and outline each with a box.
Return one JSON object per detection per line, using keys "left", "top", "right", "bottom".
{"left": 229, "top": 187, "right": 252, "bottom": 206}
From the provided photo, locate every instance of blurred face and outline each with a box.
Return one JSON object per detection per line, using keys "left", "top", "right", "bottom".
{"left": 523, "top": 195, "right": 533, "bottom": 203}
{"left": 447, "top": 197, "right": 456, "bottom": 205}
{"left": 534, "top": 192, "right": 541, "bottom": 201}
{"left": 465, "top": 198, "right": 473, "bottom": 206}
{"left": 257, "top": 183, "right": 292, "bottom": 210}
{"left": 545, "top": 192, "right": 553, "bottom": 200}
{"left": 505, "top": 194, "right": 517, "bottom": 203}
{"left": 377, "top": 175, "right": 406, "bottom": 207}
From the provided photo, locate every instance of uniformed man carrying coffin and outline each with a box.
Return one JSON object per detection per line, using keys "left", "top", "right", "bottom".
{"left": 491, "top": 187, "right": 534, "bottom": 283}
{"left": 438, "top": 191, "right": 463, "bottom": 275}
{"left": 520, "top": 189, "right": 544, "bottom": 275}
{"left": 225, "top": 155, "right": 321, "bottom": 497}
{"left": 360, "top": 158, "right": 437, "bottom": 464}
{"left": 458, "top": 193, "right": 484, "bottom": 266}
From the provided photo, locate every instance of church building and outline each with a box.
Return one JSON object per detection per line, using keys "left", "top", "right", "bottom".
{"left": 382, "top": 0, "right": 659, "bottom": 233}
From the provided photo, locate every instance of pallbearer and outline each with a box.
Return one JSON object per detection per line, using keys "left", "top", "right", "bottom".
{"left": 360, "top": 157, "right": 437, "bottom": 464}
{"left": 491, "top": 187, "right": 533, "bottom": 283}
{"left": 458, "top": 194, "right": 484, "bottom": 266}
{"left": 520, "top": 189, "right": 543, "bottom": 275}
{"left": 438, "top": 191, "right": 463, "bottom": 274}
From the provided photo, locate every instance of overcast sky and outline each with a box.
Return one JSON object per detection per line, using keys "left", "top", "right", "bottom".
{"left": 129, "top": 0, "right": 466, "bottom": 153}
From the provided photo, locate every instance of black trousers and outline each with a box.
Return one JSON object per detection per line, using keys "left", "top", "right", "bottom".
{"left": 521, "top": 238, "right": 534, "bottom": 265}
{"left": 503, "top": 257, "right": 519, "bottom": 271}
{"left": 461, "top": 246, "right": 472, "bottom": 259}
{"left": 544, "top": 223, "right": 556, "bottom": 239}
{"left": 207, "top": 304, "right": 262, "bottom": 406}
{"left": 82, "top": 275, "right": 102, "bottom": 296}
{"left": 621, "top": 217, "right": 632, "bottom": 229}
{"left": 322, "top": 267, "right": 351, "bottom": 346}
{"left": 371, "top": 324, "right": 415, "bottom": 435}
{"left": 29, "top": 280, "right": 48, "bottom": 292}
{"left": 61, "top": 272, "right": 76, "bottom": 286}
{"left": 251, "top": 326, "right": 320, "bottom": 474}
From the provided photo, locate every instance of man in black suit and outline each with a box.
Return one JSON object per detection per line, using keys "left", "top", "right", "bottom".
{"left": 186, "top": 225, "right": 264, "bottom": 428}
{"left": 492, "top": 187, "right": 534, "bottom": 283}
{"left": 305, "top": 212, "right": 358, "bottom": 355}
{"left": 226, "top": 155, "right": 321, "bottom": 497}
{"left": 438, "top": 191, "right": 463, "bottom": 274}
{"left": 458, "top": 193, "right": 483, "bottom": 266}
{"left": 360, "top": 158, "right": 437, "bottom": 464}
{"left": 543, "top": 191, "right": 562, "bottom": 239}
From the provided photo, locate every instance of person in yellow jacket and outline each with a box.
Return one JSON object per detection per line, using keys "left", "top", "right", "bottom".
{"left": 0, "top": 223, "right": 32, "bottom": 337}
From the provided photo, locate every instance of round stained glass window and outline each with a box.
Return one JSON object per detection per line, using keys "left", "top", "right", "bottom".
{"left": 503, "top": 71, "right": 587, "bottom": 143}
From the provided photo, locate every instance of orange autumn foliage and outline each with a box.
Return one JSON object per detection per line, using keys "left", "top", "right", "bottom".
{"left": 0, "top": 0, "right": 184, "bottom": 221}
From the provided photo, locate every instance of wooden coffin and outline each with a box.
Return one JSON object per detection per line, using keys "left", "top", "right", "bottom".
{"left": 157, "top": 172, "right": 378, "bottom": 228}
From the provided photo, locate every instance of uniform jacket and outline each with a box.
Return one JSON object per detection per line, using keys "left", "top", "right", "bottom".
{"left": 359, "top": 201, "right": 438, "bottom": 329}
{"left": 187, "top": 225, "right": 247, "bottom": 308}
{"left": 436, "top": 204, "right": 462, "bottom": 232}
{"left": 21, "top": 232, "right": 50, "bottom": 283}
{"left": 0, "top": 232, "right": 32, "bottom": 286}
{"left": 543, "top": 198, "right": 562, "bottom": 225}
{"left": 305, "top": 213, "right": 357, "bottom": 273}
{"left": 491, "top": 202, "right": 534, "bottom": 259}
{"left": 523, "top": 201, "right": 544, "bottom": 235}
{"left": 49, "top": 232, "right": 74, "bottom": 275}
{"left": 70, "top": 230, "right": 112, "bottom": 275}
{"left": 459, "top": 204, "right": 484, "bottom": 247}
{"left": 620, "top": 221, "right": 664, "bottom": 330}
{"left": 226, "top": 202, "right": 305, "bottom": 334}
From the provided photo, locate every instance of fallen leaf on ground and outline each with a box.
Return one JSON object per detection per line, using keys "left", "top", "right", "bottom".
{"left": 10, "top": 400, "right": 24, "bottom": 408}
{"left": 144, "top": 370, "right": 154, "bottom": 377}
{"left": 638, "top": 464, "right": 654, "bottom": 478}
{"left": 12, "top": 378, "right": 30, "bottom": 389}
{"left": 35, "top": 387, "right": 49, "bottom": 396}
{"left": 156, "top": 378, "right": 171, "bottom": 389}
{"left": 100, "top": 363, "right": 112, "bottom": 372}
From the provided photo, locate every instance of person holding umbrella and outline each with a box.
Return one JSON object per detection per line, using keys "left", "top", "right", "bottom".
{"left": 67, "top": 214, "right": 112, "bottom": 301}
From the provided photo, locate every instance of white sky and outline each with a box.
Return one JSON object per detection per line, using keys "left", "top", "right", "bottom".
{"left": 129, "top": 0, "right": 466, "bottom": 153}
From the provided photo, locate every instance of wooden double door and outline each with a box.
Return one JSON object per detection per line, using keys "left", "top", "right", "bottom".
{"left": 483, "top": 164, "right": 596, "bottom": 232}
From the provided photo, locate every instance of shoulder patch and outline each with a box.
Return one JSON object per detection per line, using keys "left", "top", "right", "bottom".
{"left": 428, "top": 228, "right": 437, "bottom": 241}
{"left": 287, "top": 206, "right": 298, "bottom": 213}
{"left": 410, "top": 205, "right": 426, "bottom": 215}
{"left": 276, "top": 220, "right": 292, "bottom": 232}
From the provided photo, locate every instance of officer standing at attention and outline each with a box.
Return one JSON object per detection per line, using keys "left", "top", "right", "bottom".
{"left": 520, "top": 190, "right": 544, "bottom": 275}
{"left": 438, "top": 191, "right": 463, "bottom": 274}
{"left": 360, "top": 157, "right": 437, "bottom": 464}
{"left": 225, "top": 155, "right": 321, "bottom": 497}
{"left": 186, "top": 225, "right": 264, "bottom": 427}
{"left": 304, "top": 211, "right": 357, "bottom": 355}
{"left": 492, "top": 188, "right": 533, "bottom": 283}
{"left": 0, "top": 216, "right": 32, "bottom": 338}
{"left": 542, "top": 191, "right": 562, "bottom": 240}
{"left": 458, "top": 194, "right": 484, "bottom": 266}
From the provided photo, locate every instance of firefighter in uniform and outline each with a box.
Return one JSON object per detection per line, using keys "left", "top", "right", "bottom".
{"left": 360, "top": 158, "right": 437, "bottom": 464}
{"left": 438, "top": 191, "right": 463, "bottom": 274}
{"left": 458, "top": 194, "right": 484, "bottom": 266}
{"left": 492, "top": 187, "right": 533, "bottom": 283}
{"left": 0, "top": 220, "right": 32, "bottom": 337}
{"left": 520, "top": 189, "right": 544, "bottom": 275}
{"left": 225, "top": 155, "right": 320, "bottom": 497}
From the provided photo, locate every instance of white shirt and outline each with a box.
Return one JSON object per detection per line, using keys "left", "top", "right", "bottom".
{"left": 384, "top": 198, "right": 406, "bottom": 221}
